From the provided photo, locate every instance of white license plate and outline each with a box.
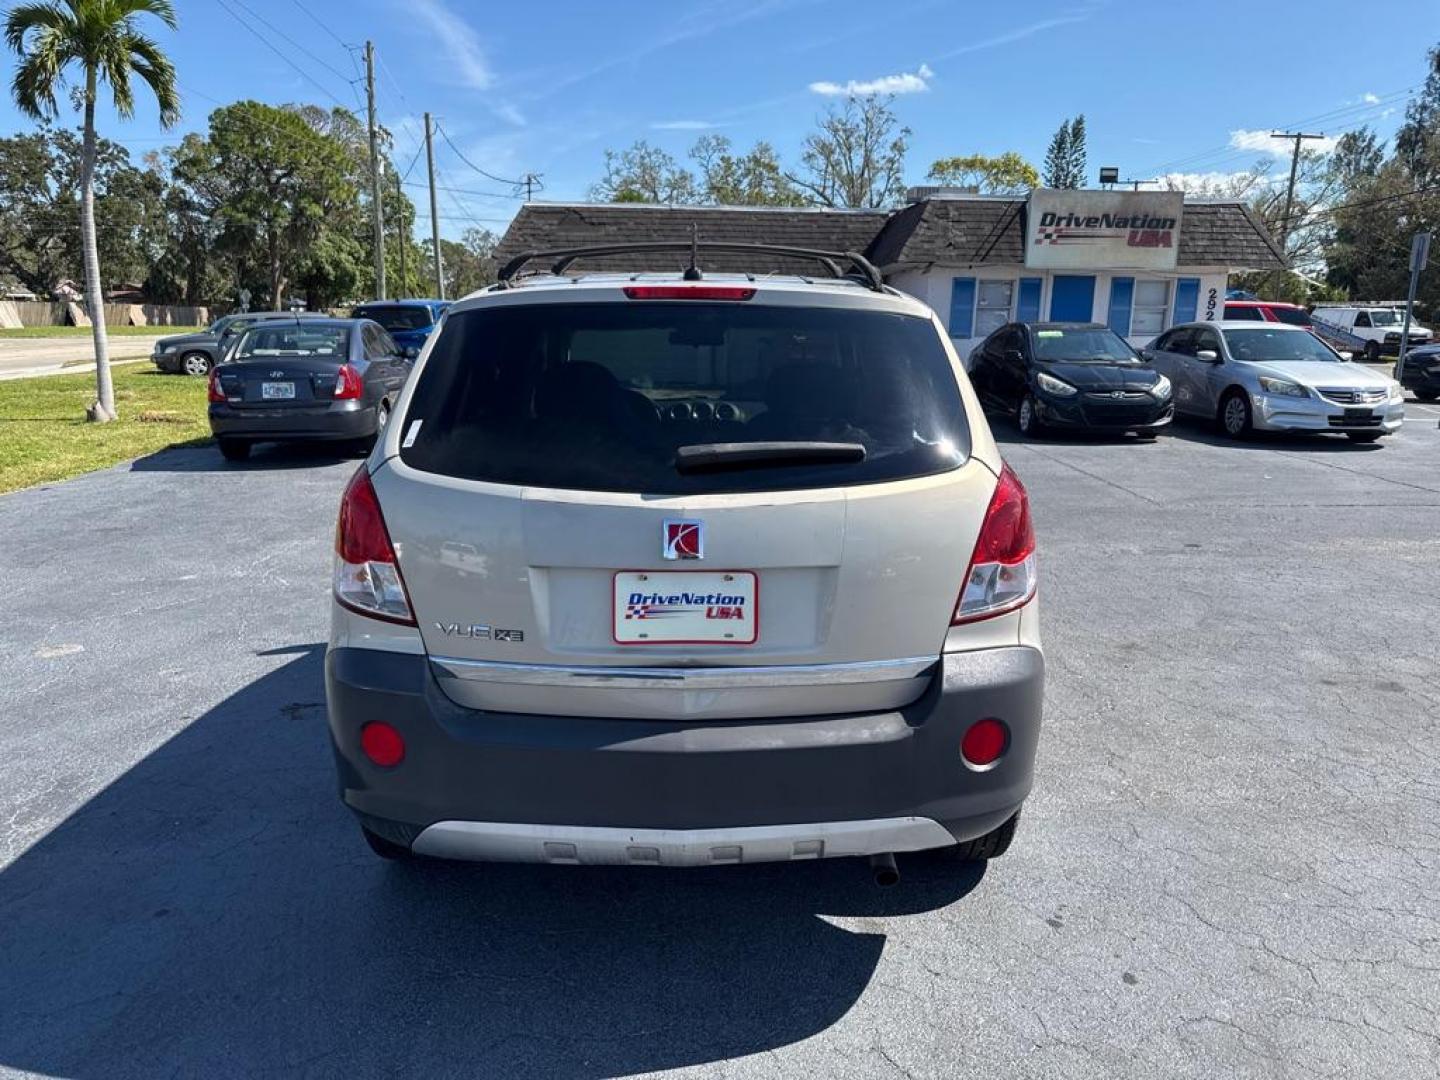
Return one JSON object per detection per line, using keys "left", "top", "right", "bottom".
{"left": 613, "top": 571, "right": 757, "bottom": 645}
{"left": 261, "top": 381, "right": 295, "bottom": 400}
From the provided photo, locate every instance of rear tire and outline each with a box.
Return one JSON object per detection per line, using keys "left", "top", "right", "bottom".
{"left": 362, "top": 826, "right": 413, "bottom": 861}
{"left": 1416, "top": 390, "right": 1439, "bottom": 402}
{"left": 180, "top": 351, "right": 212, "bottom": 377}
{"left": 1364, "top": 341, "right": 1381, "bottom": 362}
{"left": 217, "top": 437, "right": 251, "bottom": 462}
{"left": 1346, "top": 431, "right": 1383, "bottom": 443}
{"left": 1219, "top": 390, "right": 1253, "bottom": 439}
{"left": 1016, "top": 394, "right": 1044, "bottom": 438}
{"left": 936, "top": 812, "right": 1021, "bottom": 863}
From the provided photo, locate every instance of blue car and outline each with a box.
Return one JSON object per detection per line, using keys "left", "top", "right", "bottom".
{"left": 350, "top": 299, "right": 449, "bottom": 355}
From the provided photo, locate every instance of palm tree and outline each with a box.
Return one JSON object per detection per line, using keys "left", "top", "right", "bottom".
{"left": 5, "top": 0, "right": 178, "bottom": 422}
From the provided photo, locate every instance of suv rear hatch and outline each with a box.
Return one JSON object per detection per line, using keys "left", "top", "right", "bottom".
{"left": 372, "top": 286, "right": 997, "bottom": 719}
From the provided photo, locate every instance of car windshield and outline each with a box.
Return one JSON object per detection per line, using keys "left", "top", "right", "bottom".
{"left": 354, "top": 305, "right": 432, "bottom": 331}
{"left": 1223, "top": 328, "right": 1342, "bottom": 363}
{"left": 233, "top": 326, "right": 348, "bottom": 359}
{"left": 1032, "top": 327, "right": 1140, "bottom": 363}
{"left": 1270, "top": 307, "right": 1313, "bottom": 327}
{"left": 400, "top": 301, "right": 970, "bottom": 495}
{"left": 1369, "top": 309, "right": 1401, "bottom": 326}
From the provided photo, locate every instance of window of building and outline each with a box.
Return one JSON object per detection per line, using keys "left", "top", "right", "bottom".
{"left": 975, "top": 280, "right": 1014, "bottom": 337}
{"left": 1131, "top": 280, "right": 1171, "bottom": 336}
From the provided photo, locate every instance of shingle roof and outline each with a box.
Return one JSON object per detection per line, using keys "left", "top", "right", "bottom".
{"left": 495, "top": 203, "right": 891, "bottom": 277}
{"left": 867, "top": 196, "right": 1286, "bottom": 272}
{"left": 494, "top": 197, "right": 1287, "bottom": 280}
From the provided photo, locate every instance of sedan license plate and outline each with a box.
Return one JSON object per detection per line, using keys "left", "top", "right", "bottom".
{"left": 261, "top": 381, "right": 295, "bottom": 400}
{"left": 1344, "top": 407, "right": 1373, "bottom": 420}
{"left": 614, "top": 570, "right": 757, "bottom": 645}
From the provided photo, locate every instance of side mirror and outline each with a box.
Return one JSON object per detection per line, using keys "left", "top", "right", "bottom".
{"left": 1196, "top": 349, "right": 1220, "bottom": 363}
{"left": 403, "top": 345, "right": 420, "bottom": 360}
{"left": 1337, "top": 350, "right": 1353, "bottom": 361}
{"left": 1003, "top": 349, "right": 1025, "bottom": 364}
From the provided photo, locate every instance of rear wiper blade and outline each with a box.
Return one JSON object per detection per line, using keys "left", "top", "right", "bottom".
{"left": 674, "top": 441, "right": 867, "bottom": 474}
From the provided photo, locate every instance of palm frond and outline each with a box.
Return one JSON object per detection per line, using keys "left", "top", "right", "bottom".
{"left": 4, "top": 1, "right": 71, "bottom": 54}
{"left": 121, "top": 29, "right": 178, "bottom": 126}
{"left": 107, "top": 0, "right": 178, "bottom": 32}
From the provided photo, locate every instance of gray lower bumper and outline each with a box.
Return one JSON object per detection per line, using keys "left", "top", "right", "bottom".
{"left": 208, "top": 400, "right": 376, "bottom": 442}
{"left": 325, "top": 645, "right": 1044, "bottom": 859}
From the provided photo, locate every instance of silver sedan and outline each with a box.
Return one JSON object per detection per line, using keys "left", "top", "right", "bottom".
{"left": 1141, "top": 320, "right": 1404, "bottom": 443}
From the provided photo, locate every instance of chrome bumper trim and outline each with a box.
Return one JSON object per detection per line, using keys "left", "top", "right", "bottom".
{"left": 410, "top": 817, "right": 957, "bottom": 866}
{"left": 429, "top": 654, "right": 936, "bottom": 690}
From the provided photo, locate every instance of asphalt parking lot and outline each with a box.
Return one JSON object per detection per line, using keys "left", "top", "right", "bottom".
{"left": 2, "top": 407, "right": 1438, "bottom": 1079}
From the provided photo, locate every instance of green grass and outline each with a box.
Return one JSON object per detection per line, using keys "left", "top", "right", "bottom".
{"left": 0, "top": 366, "right": 210, "bottom": 493}
{"left": 0, "top": 325, "right": 201, "bottom": 339}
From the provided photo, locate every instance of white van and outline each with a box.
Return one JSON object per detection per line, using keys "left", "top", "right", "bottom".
{"left": 1310, "top": 305, "right": 1432, "bottom": 361}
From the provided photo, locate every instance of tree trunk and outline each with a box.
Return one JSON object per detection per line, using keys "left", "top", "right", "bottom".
{"left": 80, "top": 66, "right": 115, "bottom": 423}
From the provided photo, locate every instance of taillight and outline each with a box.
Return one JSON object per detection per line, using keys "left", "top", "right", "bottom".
{"left": 952, "top": 463, "right": 1037, "bottom": 625}
{"left": 207, "top": 369, "right": 225, "bottom": 403}
{"left": 334, "top": 363, "right": 364, "bottom": 400}
{"left": 333, "top": 467, "right": 414, "bottom": 624}
{"left": 622, "top": 285, "right": 755, "bottom": 301}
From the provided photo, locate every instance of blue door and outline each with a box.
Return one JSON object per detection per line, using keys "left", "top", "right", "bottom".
{"left": 1050, "top": 275, "right": 1096, "bottom": 322}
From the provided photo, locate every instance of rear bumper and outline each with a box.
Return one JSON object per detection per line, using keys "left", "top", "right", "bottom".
{"left": 208, "top": 400, "right": 377, "bottom": 442}
{"left": 325, "top": 645, "right": 1045, "bottom": 864}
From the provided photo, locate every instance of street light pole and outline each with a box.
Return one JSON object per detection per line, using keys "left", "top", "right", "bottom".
{"left": 365, "top": 41, "right": 386, "bottom": 300}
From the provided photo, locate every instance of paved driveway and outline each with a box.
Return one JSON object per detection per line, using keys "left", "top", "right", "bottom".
{"left": 0, "top": 334, "right": 168, "bottom": 379}
{"left": 2, "top": 414, "right": 1438, "bottom": 1079}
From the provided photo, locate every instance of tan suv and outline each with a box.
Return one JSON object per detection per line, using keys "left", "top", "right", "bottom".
{"left": 324, "top": 243, "right": 1045, "bottom": 878}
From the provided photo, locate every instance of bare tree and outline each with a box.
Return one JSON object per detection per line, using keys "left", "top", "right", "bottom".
{"left": 787, "top": 95, "right": 910, "bottom": 209}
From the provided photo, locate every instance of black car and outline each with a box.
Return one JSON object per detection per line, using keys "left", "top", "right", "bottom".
{"left": 152, "top": 311, "right": 329, "bottom": 376}
{"left": 1397, "top": 345, "right": 1440, "bottom": 402}
{"left": 969, "top": 322, "right": 1174, "bottom": 438}
{"left": 207, "top": 318, "right": 412, "bottom": 461}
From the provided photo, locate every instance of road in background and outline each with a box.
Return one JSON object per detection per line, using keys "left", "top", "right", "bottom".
{"left": 1, "top": 419, "right": 1437, "bottom": 1079}
{"left": 0, "top": 334, "right": 169, "bottom": 380}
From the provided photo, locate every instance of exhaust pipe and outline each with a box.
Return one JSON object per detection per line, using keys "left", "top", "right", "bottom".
{"left": 869, "top": 852, "right": 899, "bottom": 887}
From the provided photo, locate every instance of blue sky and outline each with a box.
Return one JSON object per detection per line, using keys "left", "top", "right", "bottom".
{"left": 2, "top": 0, "right": 1438, "bottom": 241}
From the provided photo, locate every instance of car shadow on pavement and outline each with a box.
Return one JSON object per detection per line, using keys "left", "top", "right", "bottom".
{"left": 129, "top": 441, "right": 365, "bottom": 473}
{"left": 1163, "top": 416, "right": 1387, "bottom": 452}
{"left": 0, "top": 645, "right": 982, "bottom": 1079}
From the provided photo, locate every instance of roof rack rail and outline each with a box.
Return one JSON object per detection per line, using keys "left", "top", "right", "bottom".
{"left": 496, "top": 240, "right": 886, "bottom": 293}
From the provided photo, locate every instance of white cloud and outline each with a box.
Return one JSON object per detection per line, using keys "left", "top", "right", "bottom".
{"left": 1139, "top": 171, "right": 1282, "bottom": 196}
{"left": 650, "top": 119, "right": 721, "bottom": 131}
{"left": 809, "top": 62, "right": 933, "bottom": 97}
{"left": 930, "top": 11, "right": 1095, "bottom": 60}
{"left": 492, "top": 102, "right": 526, "bottom": 127}
{"left": 1229, "top": 129, "right": 1339, "bottom": 156}
{"left": 409, "top": 0, "right": 492, "bottom": 90}
{"left": 1362, "top": 92, "right": 1381, "bottom": 104}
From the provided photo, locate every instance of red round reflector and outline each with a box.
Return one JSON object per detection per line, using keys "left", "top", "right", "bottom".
{"left": 360, "top": 722, "right": 405, "bottom": 767}
{"left": 961, "top": 718, "right": 1008, "bottom": 767}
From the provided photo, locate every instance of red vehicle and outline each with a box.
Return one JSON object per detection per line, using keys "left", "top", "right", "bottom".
{"left": 1222, "top": 300, "right": 1315, "bottom": 329}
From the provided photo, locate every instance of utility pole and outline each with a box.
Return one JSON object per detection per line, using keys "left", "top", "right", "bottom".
{"left": 365, "top": 41, "right": 386, "bottom": 300}
{"left": 1272, "top": 131, "right": 1326, "bottom": 261}
{"left": 395, "top": 171, "right": 407, "bottom": 298}
{"left": 521, "top": 173, "right": 541, "bottom": 202}
{"left": 425, "top": 112, "right": 443, "bottom": 300}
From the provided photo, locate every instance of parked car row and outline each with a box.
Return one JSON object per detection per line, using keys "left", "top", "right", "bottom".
{"left": 968, "top": 319, "right": 1405, "bottom": 444}
{"left": 153, "top": 298, "right": 448, "bottom": 376}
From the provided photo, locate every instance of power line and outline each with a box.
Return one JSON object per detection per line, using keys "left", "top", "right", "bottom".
{"left": 210, "top": 0, "right": 357, "bottom": 113}
{"left": 224, "top": 0, "right": 355, "bottom": 87}
{"left": 434, "top": 120, "right": 524, "bottom": 187}
{"left": 288, "top": 0, "right": 350, "bottom": 50}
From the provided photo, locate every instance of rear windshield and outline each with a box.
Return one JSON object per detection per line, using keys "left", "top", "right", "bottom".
{"left": 233, "top": 326, "right": 347, "bottom": 359}
{"left": 399, "top": 301, "right": 969, "bottom": 495}
{"left": 354, "top": 305, "right": 432, "bottom": 331}
{"left": 1270, "top": 306, "right": 1312, "bottom": 327}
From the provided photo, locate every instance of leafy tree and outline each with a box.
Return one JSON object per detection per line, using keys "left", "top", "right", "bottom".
{"left": 788, "top": 94, "right": 910, "bottom": 208}
{"left": 5, "top": 0, "right": 180, "bottom": 422}
{"left": 926, "top": 151, "right": 1038, "bottom": 194}
{"left": 690, "top": 135, "right": 803, "bottom": 206}
{"left": 422, "top": 227, "right": 496, "bottom": 298}
{"left": 590, "top": 140, "right": 697, "bottom": 204}
{"left": 1395, "top": 43, "right": 1440, "bottom": 184}
{"left": 1329, "top": 127, "right": 1384, "bottom": 186}
{"left": 174, "top": 101, "right": 360, "bottom": 311}
{"left": 1042, "top": 115, "right": 1086, "bottom": 189}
